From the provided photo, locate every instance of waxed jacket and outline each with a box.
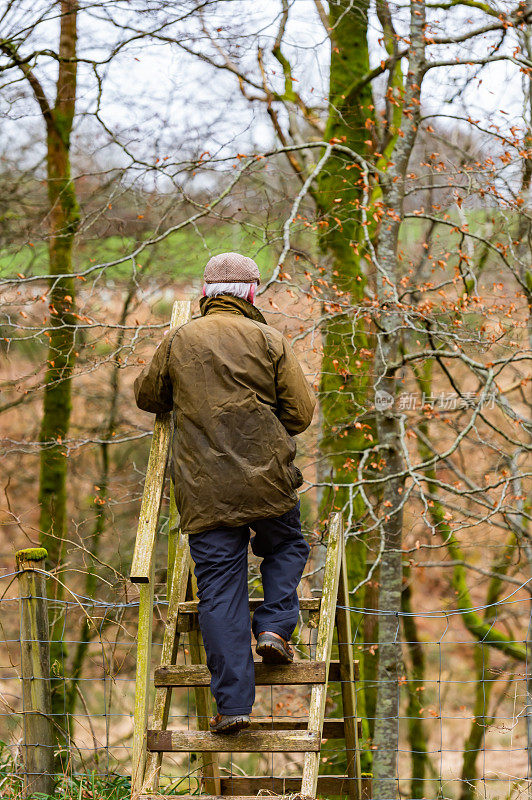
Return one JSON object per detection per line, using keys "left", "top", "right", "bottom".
{"left": 134, "top": 295, "right": 316, "bottom": 534}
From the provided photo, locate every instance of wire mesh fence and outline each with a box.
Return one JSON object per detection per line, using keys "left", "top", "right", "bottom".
{"left": 0, "top": 556, "right": 530, "bottom": 800}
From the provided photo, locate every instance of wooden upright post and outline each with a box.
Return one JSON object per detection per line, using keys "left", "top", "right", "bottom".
{"left": 301, "top": 513, "right": 343, "bottom": 798}
{"left": 131, "top": 300, "right": 191, "bottom": 799}
{"left": 132, "top": 561, "right": 155, "bottom": 797}
{"left": 16, "top": 547, "right": 55, "bottom": 799}
{"left": 337, "top": 541, "right": 362, "bottom": 800}
{"left": 188, "top": 573, "right": 221, "bottom": 795}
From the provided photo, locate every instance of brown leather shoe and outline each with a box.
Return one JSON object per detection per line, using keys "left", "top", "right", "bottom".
{"left": 209, "top": 713, "right": 250, "bottom": 734}
{"left": 256, "top": 632, "right": 294, "bottom": 664}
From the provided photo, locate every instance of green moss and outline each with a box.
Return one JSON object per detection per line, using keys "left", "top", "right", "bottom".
{"left": 40, "top": 120, "right": 80, "bottom": 755}
{"left": 16, "top": 547, "right": 48, "bottom": 562}
{"left": 315, "top": 0, "right": 375, "bottom": 775}
{"left": 402, "top": 566, "right": 428, "bottom": 798}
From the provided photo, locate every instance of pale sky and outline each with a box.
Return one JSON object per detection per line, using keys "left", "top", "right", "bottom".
{"left": 0, "top": 0, "right": 526, "bottom": 189}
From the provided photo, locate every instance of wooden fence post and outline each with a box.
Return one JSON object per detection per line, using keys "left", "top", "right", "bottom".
{"left": 16, "top": 547, "right": 55, "bottom": 798}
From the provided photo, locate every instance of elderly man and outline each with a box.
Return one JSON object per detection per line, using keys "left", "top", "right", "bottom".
{"left": 134, "top": 252, "right": 315, "bottom": 733}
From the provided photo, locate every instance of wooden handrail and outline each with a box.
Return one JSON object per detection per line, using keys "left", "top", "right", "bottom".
{"left": 130, "top": 300, "right": 192, "bottom": 584}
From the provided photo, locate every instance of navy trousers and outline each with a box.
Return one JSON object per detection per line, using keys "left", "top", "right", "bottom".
{"left": 188, "top": 502, "right": 310, "bottom": 715}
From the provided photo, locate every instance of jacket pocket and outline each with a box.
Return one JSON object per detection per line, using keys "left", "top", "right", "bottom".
{"left": 290, "top": 464, "right": 303, "bottom": 489}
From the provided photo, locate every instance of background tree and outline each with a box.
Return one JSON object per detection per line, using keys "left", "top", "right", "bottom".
{"left": 1, "top": 0, "right": 80, "bottom": 739}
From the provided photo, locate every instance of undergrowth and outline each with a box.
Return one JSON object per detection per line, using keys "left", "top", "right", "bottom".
{"left": 0, "top": 742, "right": 136, "bottom": 799}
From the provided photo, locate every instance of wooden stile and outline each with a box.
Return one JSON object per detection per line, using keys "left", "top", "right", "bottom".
{"left": 130, "top": 302, "right": 368, "bottom": 799}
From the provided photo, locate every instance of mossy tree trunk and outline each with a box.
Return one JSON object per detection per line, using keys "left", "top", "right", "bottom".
{"left": 317, "top": 1, "right": 373, "bottom": 490}
{"left": 316, "top": 1, "right": 407, "bottom": 768}
{"left": 401, "top": 567, "right": 429, "bottom": 799}
{"left": 5, "top": 0, "right": 82, "bottom": 749}
{"left": 315, "top": 0, "right": 374, "bottom": 769}
{"left": 39, "top": 0, "right": 79, "bottom": 570}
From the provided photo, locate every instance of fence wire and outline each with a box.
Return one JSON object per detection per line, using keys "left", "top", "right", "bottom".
{"left": 0, "top": 564, "right": 530, "bottom": 800}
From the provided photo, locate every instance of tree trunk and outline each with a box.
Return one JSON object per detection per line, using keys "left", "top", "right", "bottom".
{"left": 316, "top": 0, "right": 374, "bottom": 767}
{"left": 370, "top": 390, "right": 403, "bottom": 799}
{"left": 401, "top": 567, "right": 428, "bottom": 799}
{"left": 39, "top": 0, "right": 79, "bottom": 567}
{"left": 37, "top": 0, "right": 79, "bottom": 750}
{"left": 371, "top": 2, "right": 425, "bottom": 795}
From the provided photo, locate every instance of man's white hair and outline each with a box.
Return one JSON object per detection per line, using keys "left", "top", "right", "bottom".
{"left": 203, "top": 281, "right": 257, "bottom": 299}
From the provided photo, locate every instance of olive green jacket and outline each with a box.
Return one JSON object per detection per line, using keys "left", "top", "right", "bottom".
{"left": 134, "top": 295, "right": 316, "bottom": 534}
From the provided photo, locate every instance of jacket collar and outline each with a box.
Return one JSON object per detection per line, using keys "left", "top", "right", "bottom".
{"left": 199, "top": 294, "right": 267, "bottom": 325}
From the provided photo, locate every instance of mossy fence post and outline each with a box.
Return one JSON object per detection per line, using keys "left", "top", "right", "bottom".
{"left": 16, "top": 547, "right": 55, "bottom": 798}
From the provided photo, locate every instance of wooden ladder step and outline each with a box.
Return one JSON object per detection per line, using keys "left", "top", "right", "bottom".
{"left": 138, "top": 775, "right": 373, "bottom": 799}
{"left": 147, "top": 729, "right": 321, "bottom": 752}
{"left": 249, "top": 716, "right": 362, "bottom": 737}
{"left": 177, "top": 598, "right": 321, "bottom": 614}
{"left": 219, "top": 775, "right": 372, "bottom": 797}
{"left": 155, "top": 660, "right": 342, "bottom": 687}
{"left": 176, "top": 597, "right": 321, "bottom": 631}
{"left": 138, "top": 796, "right": 260, "bottom": 800}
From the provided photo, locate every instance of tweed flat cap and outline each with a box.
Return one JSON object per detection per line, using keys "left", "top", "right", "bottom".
{"left": 204, "top": 252, "right": 261, "bottom": 284}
